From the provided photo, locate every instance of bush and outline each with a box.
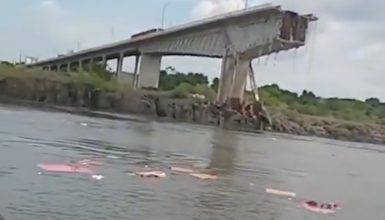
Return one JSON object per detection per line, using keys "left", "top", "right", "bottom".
{"left": 192, "top": 84, "right": 216, "bottom": 101}
{"left": 171, "top": 83, "right": 194, "bottom": 98}
{"left": 171, "top": 83, "right": 216, "bottom": 101}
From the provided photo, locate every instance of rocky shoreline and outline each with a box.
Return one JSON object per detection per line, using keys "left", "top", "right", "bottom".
{"left": 0, "top": 72, "right": 384, "bottom": 145}
{"left": 269, "top": 108, "right": 385, "bottom": 145}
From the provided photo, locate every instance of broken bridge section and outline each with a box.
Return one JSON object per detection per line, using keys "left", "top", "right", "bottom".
{"left": 216, "top": 10, "right": 317, "bottom": 106}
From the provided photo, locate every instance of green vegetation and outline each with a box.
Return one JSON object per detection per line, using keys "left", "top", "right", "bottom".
{"left": 171, "top": 83, "right": 216, "bottom": 100}
{"left": 0, "top": 63, "right": 117, "bottom": 92}
{"left": 158, "top": 66, "right": 218, "bottom": 101}
{"left": 259, "top": 84, "right": 385, "bottom": 124}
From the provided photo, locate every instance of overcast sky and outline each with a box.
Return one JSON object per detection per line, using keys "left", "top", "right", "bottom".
{"left": 1, "top": 0, "right": 383, "bottom": 100}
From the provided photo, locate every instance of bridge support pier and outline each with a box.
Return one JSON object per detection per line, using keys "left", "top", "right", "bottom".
{"left": 133, "top": 55, "right": 140, "bottom": 88}
{"left": 116, "top": 53, "right": 124, "bottom": 76}
{"left": 137, "top": 54, "right": 162, "bottom": 88}
{"left": 229, "top": 58, "right": 250, "bottom": 106}
{"left": 217, "top": 55, "right": 236, "bottom": 104}
{"left": 79, "top": 60, "right": 84, "bottom": 72}
{"left": 217, "top": 54, "right": 252, "bottom": 109}
{"left": 89, "top": 58, "right": 94, "bottom": 72}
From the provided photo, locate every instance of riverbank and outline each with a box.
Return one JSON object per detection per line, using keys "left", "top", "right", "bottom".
{"left": 269, "top": 106, "right": 385, "bottom": 144}
{"left": 1, "top": 93, "right": 384, "bottom": 145}
{"left": 1, "top": 64, "right": 384, "bottom": 145}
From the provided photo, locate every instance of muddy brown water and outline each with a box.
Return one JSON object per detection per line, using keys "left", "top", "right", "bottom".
{"left": 0, "top": 105, "right": 384, "bottom": 220}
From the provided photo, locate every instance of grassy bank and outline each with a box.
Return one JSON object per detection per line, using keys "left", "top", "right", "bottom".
{"left": 259, "top": 84, "right": 385, "bottom": 125}
{"left": 0, "top": 63, "right": 117, "bottom": 92}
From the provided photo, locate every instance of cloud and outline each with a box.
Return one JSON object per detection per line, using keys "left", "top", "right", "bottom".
{"left": 191, "top": 0, "right": 244, "bottom": 19}
{"left": 41, "top": 0, "right": 55, "bottom": 7}
{"left": 14, "top": 1, "right": 138, "bottom": 58}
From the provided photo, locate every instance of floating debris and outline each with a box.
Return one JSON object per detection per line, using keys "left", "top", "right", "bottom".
{"left": 77, "top": 159, "right": 103, "bottom": 166}
{"left": 190, "top": 173, "right": 218, "bottom": 180}
{"left": 37, "top": 164, "right": 93, "bottom": 174}
{"left": 91, "top": 175, "right": 104, "bottom": 180}
{"left": 136, "top": 171, "right": 167, "bottom": 178}
{"left": 170, "top": 166, "right": 194, "bottom": 173}
{"left": 302, "top": 201, "right": 340, "bottom": 214}
{"left": 106, "top": 155, "right": 121, "bottom": 159}
{"left": 126, "top": 172, "right": 136, "bottom": 176}
{"left": 265, "top": 188, "right": 296, "bottom": 197}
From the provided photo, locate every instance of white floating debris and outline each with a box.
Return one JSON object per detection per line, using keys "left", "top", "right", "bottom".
{"left": 170, "top": 166, "right": 194, "bottom": 173}
{"left": 265, "top": 188, "right": 296, "bottom": 198}
{"left": 80, "top": 122, "right": 88, "bottom": 127}
{"left": 91, "top": 175, "right": 104, "bottom": 180}
{"left": 106, "top": 155, "right": 121, "bottom": 159}
{"left": 136, "top": 171, "right": 167, "bottom": 178}
{"left": 190, "top": 173, "right": 218, "bottom": 180}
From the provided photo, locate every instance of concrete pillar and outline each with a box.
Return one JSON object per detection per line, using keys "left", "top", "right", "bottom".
{"left": 116, "top": 53, "right": 124, "bottom": 76}
{"left": 133, "top": 55, "right": 140, "bottom": 88}
{"left": 137, "top": 54, "right": 162, "bottom": 88}
{"left": 101, "top": 56, "right": 107, "bottom": 68}
{"left": 89, "top": 58, "right": 94, "bottom": 72}
{"left": 217, "top": 52, "right": 251, "bottom": 108}
{"left": 230, "top": 59, "right": 250, "bottom": 101}
{"left": 79, "top": 60, "right": 83, "bottom": 72}
{"left": 217, "top": 55, "right": 236, "bottom": 104}
{"left": 66, "top": 63, "right": 70, "bottom": 72}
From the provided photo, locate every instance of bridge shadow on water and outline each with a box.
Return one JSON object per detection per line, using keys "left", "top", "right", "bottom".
{"left": 207, "top": 129, "right": 237, "bottom": 175}
{"left": 193, "top": 129, "right": 283, "bottom": 220}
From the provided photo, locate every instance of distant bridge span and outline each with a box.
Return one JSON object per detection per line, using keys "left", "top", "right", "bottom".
{"left": 27, "top": 4, "right": 316, "bottom": 104}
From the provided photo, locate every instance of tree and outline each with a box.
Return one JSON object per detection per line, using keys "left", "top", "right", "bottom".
{"left": 365, "top": 98, "right": 381, "bottom": 107}
{"left": 211, "top": 77, "right": 219, "bottom": 92}
{"left": 158, "top": 68, "right": 209, "bottom": 91}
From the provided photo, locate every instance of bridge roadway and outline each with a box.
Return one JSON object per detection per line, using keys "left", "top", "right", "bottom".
{"left": 27, "top": 4, "right": 317, "bottom": 104}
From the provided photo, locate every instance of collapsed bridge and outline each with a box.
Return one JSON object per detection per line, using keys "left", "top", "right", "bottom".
{"left": 27, "top": 4, "right": 317, "bottom": 107}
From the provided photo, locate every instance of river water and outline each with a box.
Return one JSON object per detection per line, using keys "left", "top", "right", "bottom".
{"left": 0, "top": 105, "right": 384, "bottom": 220}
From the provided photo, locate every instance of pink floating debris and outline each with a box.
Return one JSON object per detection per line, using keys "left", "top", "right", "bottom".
{"left": 302, "top": 201, "right": 339, "bottom": 214}
{"left": 190, "top": 173, "right": 218, "bottom": 180}
{"left": 265, "top": 188, "right": 296, "bottom": 197}
{"left": 170, "top": 166, "right": 194, "bottom": 173}
{"left": 37, "top": 164, "right": 93, "bottom": 174}
{"left": 136, "top": 171, "right": 167, "bottom": 178}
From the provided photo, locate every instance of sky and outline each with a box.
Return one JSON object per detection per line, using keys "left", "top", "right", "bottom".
{"left": 0, "top": 0, "right": 383, "bottom": 100}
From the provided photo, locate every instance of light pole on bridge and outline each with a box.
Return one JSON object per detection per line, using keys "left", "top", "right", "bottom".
{"left": 161, "top": 2, "right": 171, "bottom": 29}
